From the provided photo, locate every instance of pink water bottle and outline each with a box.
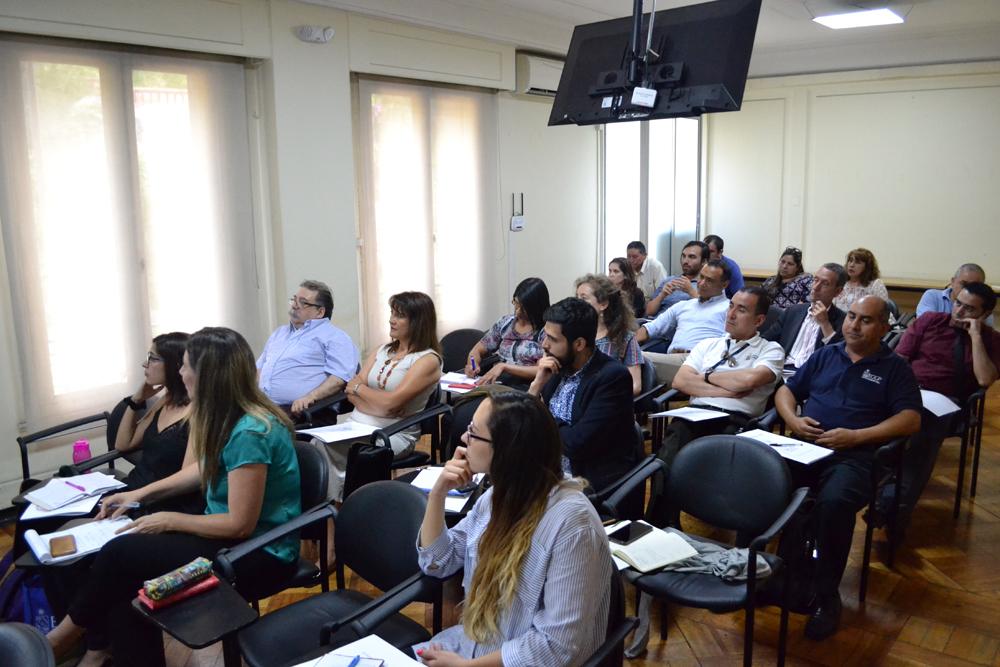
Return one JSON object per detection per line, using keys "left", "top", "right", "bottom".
{"left": 72, "top": 439, "right": 92, "bottom": 464}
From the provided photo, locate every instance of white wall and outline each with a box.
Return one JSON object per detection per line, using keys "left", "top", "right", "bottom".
{"left": 703, "top": 62, "right": 1000, "bottom": 281}
{"left": 499, "top": 93, "right": 600, "bottom": 304}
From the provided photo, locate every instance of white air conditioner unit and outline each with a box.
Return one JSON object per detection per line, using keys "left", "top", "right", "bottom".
{"left": 515, "top": 53, "right": 564, "bottom": 97}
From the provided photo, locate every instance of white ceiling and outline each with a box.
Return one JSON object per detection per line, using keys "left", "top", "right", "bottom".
{"left": 304, "top": 0, "right": 1000, "bottom": 76}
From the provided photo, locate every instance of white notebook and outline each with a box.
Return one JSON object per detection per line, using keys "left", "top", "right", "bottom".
{"left": 739, "top": 429, "right": 833, "bottom": 465}
{"left": 23, "top": 472, "right": 126, "bottom": 511}
{"left": 24, "top": 517, "right": 133, "bottom": 564}
{"left": 605, "top": 522, "right": 698, "bottom": 573}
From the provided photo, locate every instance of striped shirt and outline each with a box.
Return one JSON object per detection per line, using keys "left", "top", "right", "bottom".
{"left": 415, "top": 486, "right": 612, "bottom": 666}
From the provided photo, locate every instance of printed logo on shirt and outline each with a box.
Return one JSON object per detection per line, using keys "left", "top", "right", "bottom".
{"left": 861, "top": 369, "right": 883, "bottom": 385}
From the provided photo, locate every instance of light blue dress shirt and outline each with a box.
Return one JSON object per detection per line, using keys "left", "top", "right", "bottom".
{"left": 643, "top": 294, "right": 729, "bottom": 352}
{"left": 256, "top": 318, "right": 359, "bottom": 405}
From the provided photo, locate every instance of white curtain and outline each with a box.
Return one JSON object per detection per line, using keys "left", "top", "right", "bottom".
{"left": 0, "top": 36, "right": 261, "bottom": 430}
{"left": 355, "top": 77, "right": 502, "bottom": 353}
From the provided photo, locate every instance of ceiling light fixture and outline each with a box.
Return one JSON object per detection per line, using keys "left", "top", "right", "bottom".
{"left": 813, "top": 7, "right": 904, "bottom": 29}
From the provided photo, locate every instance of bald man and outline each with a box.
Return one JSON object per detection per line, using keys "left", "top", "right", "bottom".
{"left": 775, "top": 296, "right": 921, "bottom": 641}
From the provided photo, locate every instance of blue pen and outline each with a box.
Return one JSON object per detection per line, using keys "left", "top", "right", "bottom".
{"left": 346, "top": 656, "right": 361, "bottom": 667}
{"left": 470, "top": 356, "right": 476, "bottom": 374}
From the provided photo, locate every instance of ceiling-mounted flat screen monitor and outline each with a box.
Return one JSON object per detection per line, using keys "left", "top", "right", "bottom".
{"left": 549, "top": 0, "right": 762, "bottom": 126}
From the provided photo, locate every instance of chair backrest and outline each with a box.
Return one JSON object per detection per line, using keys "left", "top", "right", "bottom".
{"left": 0, "top": 622, "right": 55, "bottom": 667}
{"left": 668, "top": 435, "right": 793, "bottom": 539}
{"left": 761, "top": 304, "right": 783, "bottom": 334}
{"left": 639, "top": 357, "right": 657, "bottom": 394}
{"left": 293, "top": 438, "right": 330, "bottom": 511}
{"left": 886, "top": 298, "right": 900, "bottom": 320}
{"left": 439, "top": 328, "right": 486, "bottom": 373}
{"left": 336, "top": 481, "right": 428, "bottom": 592}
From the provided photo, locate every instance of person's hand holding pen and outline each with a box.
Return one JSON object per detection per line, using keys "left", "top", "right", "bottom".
{"left": 96, "top": 490, "right": 143, "bottom": 520}
{"left": 463, "top": 355, "right": 480, "bottom": 378}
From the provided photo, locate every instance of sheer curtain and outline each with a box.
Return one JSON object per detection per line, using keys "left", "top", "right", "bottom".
{"left": 355, "top": 77, "right": 501, "bottom": 353}
{"left": 0, "top": 36, "right": 261, "bottom": 430}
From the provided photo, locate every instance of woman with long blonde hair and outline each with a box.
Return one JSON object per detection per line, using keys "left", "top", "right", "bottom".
{"left": 416, "top": 392, "right": 612, "bottom": 666}
{"left": 48, "top": 327, "right": 302, "bottom": 667}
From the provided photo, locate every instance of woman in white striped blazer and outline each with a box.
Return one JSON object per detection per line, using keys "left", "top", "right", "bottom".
{"left": 416, "top": 391, "right": 613, "bottom": 667}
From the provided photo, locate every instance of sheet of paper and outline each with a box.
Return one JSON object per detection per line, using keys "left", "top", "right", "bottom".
{"left": 439, "top": 372, "right": 478, "bottom": 394}
{"left": 298, "top": 422, "right": 380, "bottom": 444}
{"left": 921, "top": 390, "right": 962, "bottom": 417}
{"left": 649, "top": 406, "right": 730, "bottom": 422}
{"left": 21, "top": 494, "right": 100, "bottom": 521}
{"left": 738, "top": 429, "right": 833, "bottom": 465}
{"left": 23, "top": 472, "right": 126, "bottom": 511}
{"left": 291, "top": 634, "right": 422, "bottom": 667}
{"left": 25, "top": 517, "right": 133, "bottom": 564}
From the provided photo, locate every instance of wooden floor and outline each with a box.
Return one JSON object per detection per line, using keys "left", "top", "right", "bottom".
{"left": 13, "top": 383, "right": 1000, "bottom": 666}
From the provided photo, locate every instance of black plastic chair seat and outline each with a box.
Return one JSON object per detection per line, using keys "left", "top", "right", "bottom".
{"left": 245, "top": 557, "right": 321, "bottom": 600}
{"left": 634, "top": 550, "right": 783, "bottom": 613}
{"left": 238, "top": 588, "right": 430, "bottom": 667}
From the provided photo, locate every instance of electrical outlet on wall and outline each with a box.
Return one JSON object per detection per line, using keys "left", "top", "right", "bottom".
{"left": 510, "top": 215, "right": 525, "bottom": 232}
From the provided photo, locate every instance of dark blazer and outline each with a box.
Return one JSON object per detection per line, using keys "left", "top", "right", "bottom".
{"left": 541, "top": 350, "right": 637, "bottom": 492}
{"left": 761, "top": 302, "right": 845, "bottom": 357}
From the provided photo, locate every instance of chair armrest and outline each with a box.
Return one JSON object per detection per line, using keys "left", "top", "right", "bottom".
{"left": 597, "top": 457, "right": 666, "bottom": 518}
{"left": 749, "top": 486, "right": 809, "bottom": 551}
{"left": 742, "top": 407, "right": 780, "bottom": 433}
{"left": 319, "top": 571, "right": 429, "bottom": 645}
{"left": 370, "top": 403, "right": 453, "bottom": 449}
{"left": 214, "top": 503, "right": 336, "bottom": 582}
{"left": 634, "top": 380, "right": 667, "bottom": 407}
{"left": 60, "top": 448, "right": 128, "bottom": 476}
{"left": 301, "top": 391, "right": 351, "bottom": 424}
{"left": 651, "top": 388, "right": 685, "bottom": 411}
{"left": 874, "top": 437, "right": 908, "bottom": 466}
{"left": 580, "top": 617, "right": 639, "bottom": 667}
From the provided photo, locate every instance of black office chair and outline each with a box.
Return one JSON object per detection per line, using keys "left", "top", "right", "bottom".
{"left": 382, "top": 389, "right": 452, "bottom": 471}
{"left": 581, "top": 567, "right": 636, "bottom": 667}
{"left": 761, "top": 304, "right": 783, "bottom": 335}
{"left": 630, "top": 435, "right": 807, "bottom": 667}
{"left": 215, "top": 438, "right": 335, "bottom": 606}
{"left": 738, "top": 406, "right": 907, "bottom": 602}
{"left": 952, "top": 387, "right": 988, "bottom": 518}
{"left": 439, "top": 328, "right": 485, "bottom": 373}
{"left": 633, "top": 356, "right": 668, "bottom": 417}
{"left": 590, "top": 454, "right": 667, "bottom": 523}
{"left": 0, "top": 623, "right": 54, "bottom": 667}
{"left": 15, "top": 398, "right": 144, "bottom": 494}
{"left": 235, "top": 481, "right": 435, "bottom": 667}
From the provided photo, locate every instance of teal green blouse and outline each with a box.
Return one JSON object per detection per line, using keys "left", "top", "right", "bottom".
{"left": 204, "top": 413, "right": 301, "bottom": 563}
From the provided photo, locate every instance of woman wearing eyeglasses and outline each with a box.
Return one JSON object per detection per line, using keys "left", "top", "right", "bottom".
{"left": 416, "top": 391, "right": 612, "bottom": 666}
{"left": 115, "top": 332, "right": 195, "bottom": 495}
{"left": 761, "top": 247, "right": 813, "bottom": 309}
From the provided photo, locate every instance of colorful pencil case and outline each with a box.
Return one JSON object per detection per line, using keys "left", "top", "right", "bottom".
{"left": 143, "top": 556, "right": 213, "bottom": 600}
{"left": 137, "top": 575, "right": 220, "bottom": 610}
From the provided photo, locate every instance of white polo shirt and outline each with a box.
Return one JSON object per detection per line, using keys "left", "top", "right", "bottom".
{"left": 636, "top": 256, "right": 667, "bottom": 299}
{"left": 684, "top": 333, "right": 785, "bottom": 416}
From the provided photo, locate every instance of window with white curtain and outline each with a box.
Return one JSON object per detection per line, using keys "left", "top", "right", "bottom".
{"left": 354, "top": 77, "right": 500, "bottom": 352}
{"left": 603, "top": 117, "right": 700, "bottom": 274}
{"left": 0, "top": 36, "right": 262, "bottom": 430}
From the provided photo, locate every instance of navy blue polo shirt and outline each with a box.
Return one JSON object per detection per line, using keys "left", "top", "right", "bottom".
{"left": 785, "top": 342, "right": 921, "bottom": 433}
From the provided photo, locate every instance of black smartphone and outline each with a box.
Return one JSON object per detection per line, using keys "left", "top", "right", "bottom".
{"left": 608, "top": 521, "right": 653, "bottom": 545}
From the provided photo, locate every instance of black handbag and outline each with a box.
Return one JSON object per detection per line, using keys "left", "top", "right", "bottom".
{"left": 343, "top": 441, "right": 393, "bottom": 499}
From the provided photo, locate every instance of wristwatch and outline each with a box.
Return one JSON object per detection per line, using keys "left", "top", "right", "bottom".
{"left": 125, "top": 396, "right": 146, "bottom": 411}
{"left": 704, "top": 369, "right": 715, "bottom": 385}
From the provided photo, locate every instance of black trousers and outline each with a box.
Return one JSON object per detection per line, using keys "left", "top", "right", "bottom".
{"left": 66, "top": 532, "right": 296, "bottom": 667}
{"left": 792, "top": 448, "right": 874, "bottom": 598}
{"left": 897, "top": 409, "right": 956, "bottom": 516}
